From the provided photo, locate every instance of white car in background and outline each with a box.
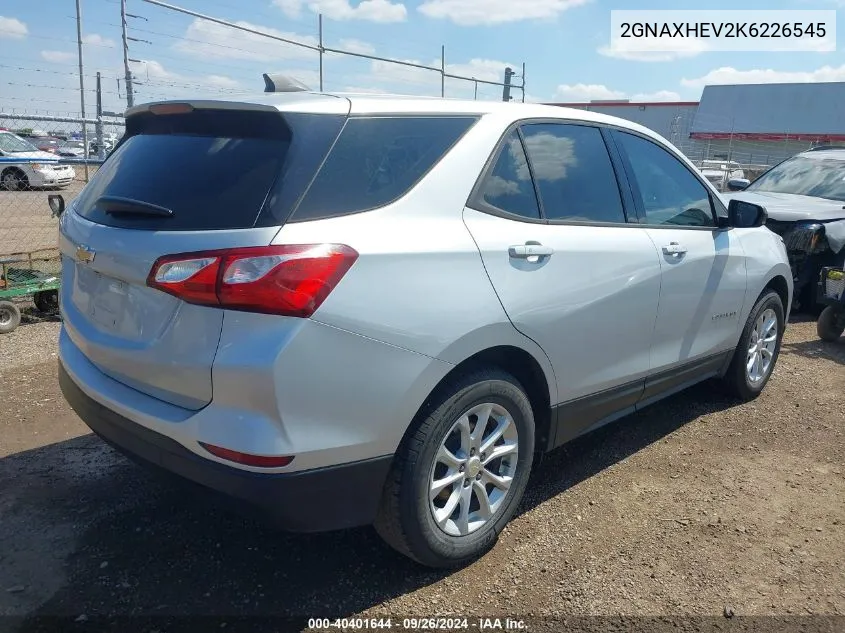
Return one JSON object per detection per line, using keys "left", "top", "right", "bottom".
{"left": 57, "top": 140, "right": 88, "bottom": 158}
{"left": 699, "top": 160, "right": 745, "bottom": 192}
{"left": 0, "top": 131, "right": 76, "bottom": 190}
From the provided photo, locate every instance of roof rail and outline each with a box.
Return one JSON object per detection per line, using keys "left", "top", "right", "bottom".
{"left": 263, "top": 73, "right": 311, "bottom": 93}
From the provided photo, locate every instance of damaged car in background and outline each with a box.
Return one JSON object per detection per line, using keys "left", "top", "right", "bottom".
{"left": 724, "top": 146, "right": 845, "bottom": 313}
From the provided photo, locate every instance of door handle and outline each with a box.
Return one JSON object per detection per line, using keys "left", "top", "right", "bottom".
{"left": 509, "top": 243, "right": 554, "bottom": 259}
{"left": 662, "top": 242, "right": 687, "bottom": 256}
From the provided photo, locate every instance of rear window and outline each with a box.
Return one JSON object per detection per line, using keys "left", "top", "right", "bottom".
{"left": 73, "top": 109, "right": 345, "bottom": 231}
{"left": 290, "top": 115, "right": 479, "bottom": 222}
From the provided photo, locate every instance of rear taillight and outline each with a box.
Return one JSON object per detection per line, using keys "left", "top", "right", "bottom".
{"left": 146, "top": 244, "right": 358, "bottom": 317}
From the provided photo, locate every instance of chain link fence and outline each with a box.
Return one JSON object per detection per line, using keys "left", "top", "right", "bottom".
{"left": 0, "top": 113, "right": 124, "bottom": 323}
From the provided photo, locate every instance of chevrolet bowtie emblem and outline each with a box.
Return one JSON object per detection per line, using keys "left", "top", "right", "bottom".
{"left": 76, "top": 244, "right": 96, "bottom": 264}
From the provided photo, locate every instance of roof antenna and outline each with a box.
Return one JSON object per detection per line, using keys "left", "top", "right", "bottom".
{"left": 263, "top": 73, "right": 310, "bottom": 93}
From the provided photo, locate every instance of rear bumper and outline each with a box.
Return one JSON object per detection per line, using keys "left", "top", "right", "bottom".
{"left": 59, "top": 362, "right": 393, "bottom": 533}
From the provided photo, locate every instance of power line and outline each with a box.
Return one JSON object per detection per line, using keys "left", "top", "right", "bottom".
{"left": 129, "top": 23, "right": 316, "bottom": 59}
{"left": 0, "top": 64, "right": 120, "bottom": 81}
{"left": 4, "top": 81, "right": 124, "bottom": 97}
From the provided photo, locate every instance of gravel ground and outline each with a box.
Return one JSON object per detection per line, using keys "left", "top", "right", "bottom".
{"left": 0, "top": 317, "right": 843, "bottom": 633}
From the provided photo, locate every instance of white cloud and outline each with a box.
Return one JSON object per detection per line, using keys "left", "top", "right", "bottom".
{"left": 338, "top": 38, "right": 376, "bottom": 55}
{"left": 174, "top": 18, "right": 318, "bottom": 62}
{"left": 553, "top": 83, "right": 680, "bottom": 102}
{"left": 274, "top": 0, "right": 305, "bottom": 17}
{"left": 681, "top": 64, "right": 845, "bottom": 89}
{"left": 274, "top": 0, "right": 407, "bottom": 22}
{"left": 130, "top": 59, "right": 245, "bottom": 96}
{"left": 332, "top": 57, "right": 514, "bottom": 100}
{"left": 417, "top": 0, "right": 589, "bottom": 25}
{"left": 206, "top": 75, "right": 242, "bottom": 89}
{"left": 376, "top": 57, "right": 511, "bottom": 84}
{"left": 0, "top": 16, "right": 28, "bottom": 39}
{"left": 598, "top": 36, "right": 706, "bottom": 62}
{"left": 41, "top": 50, "right": 75, "bottom": 63}
{"left": 341, "top": 85, "right": 394, "bottom": 94}
{"left": 82, "top": 33, "right": 116, "bottom": 48}
{"left": 554, "top": 83, "right": 624, "bottom": 102}
{"left": 131, "top": 60, "right": 179, "bottom": 81}
{"left": 634, "top": 89, "right": 682, "bottom": 102}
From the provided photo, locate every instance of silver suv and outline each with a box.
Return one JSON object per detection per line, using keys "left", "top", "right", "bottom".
{"left": 57, "top": 93, "right": 792, "bottom": 568}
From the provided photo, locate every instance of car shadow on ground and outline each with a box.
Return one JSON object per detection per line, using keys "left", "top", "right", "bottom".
{"left": 780, "top": 337, "right": 844, "bottom": 365}
{"left": 5, "top": 381, "right": 744, "bottom": 630}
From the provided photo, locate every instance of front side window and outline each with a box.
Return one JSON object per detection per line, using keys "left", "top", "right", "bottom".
{"left": 746, "top": 154, "right": 845, "bottom": 202}
{"left": 520, "top": 123, "right": 626, "bottom": 223}
{"left": 616, "top": 131, "right": 715, "bottom": 228}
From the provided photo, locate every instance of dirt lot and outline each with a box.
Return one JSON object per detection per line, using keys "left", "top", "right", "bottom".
{"left": 0, "top": 313, "right": 843, "bottom": 632}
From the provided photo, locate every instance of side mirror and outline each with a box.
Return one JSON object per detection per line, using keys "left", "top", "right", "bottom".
{"left": 48, "top": 194, "right": 65, "bottom": 218}
{"left": 727, "top": 178, "right": 750, "bottom": 191}
{"left": 725, "top": 199, "right": 767, "bottom": 229}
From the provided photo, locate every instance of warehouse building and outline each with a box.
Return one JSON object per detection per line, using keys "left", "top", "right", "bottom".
{"left": 551, "top": 81, "right": 845, "bottom": 170}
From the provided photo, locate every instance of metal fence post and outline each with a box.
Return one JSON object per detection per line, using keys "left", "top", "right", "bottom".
{"left": 521, "top": 62, "right": 526, "bottom": 102}
{"left": 318, "top": 14, "right": 324, "bottom": 91}
{"left": 440, "top": 45, "right": 445, "bottom": 98}
{"left": 96, "top": 72, "right": 105, "bottom": 161}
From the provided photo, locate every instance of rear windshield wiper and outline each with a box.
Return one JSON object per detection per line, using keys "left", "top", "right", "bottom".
{"left": 97, "top": 196, "right": 174, "bottom": 218}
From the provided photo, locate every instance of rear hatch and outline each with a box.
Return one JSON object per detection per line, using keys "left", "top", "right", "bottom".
{"left": 59, "top": 97, "right": 349, "bottom": 409}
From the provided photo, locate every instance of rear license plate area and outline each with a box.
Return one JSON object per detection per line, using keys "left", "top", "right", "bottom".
{"left": 89, "top": 272, "right": 129, "bottom": 330}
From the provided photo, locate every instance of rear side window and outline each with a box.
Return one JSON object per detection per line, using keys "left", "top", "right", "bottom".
{"left": 475, "top": 130, "right": 540, "bottom": 219}
{"left": 73, "top": 109, "right": 345, "bottom": 231}
{"left": 291, "top": 116, "right": 478, "bottom": 222}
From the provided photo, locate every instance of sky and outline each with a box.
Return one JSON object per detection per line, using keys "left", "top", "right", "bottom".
{"left": 0, "top": 0, "right": 844, "bottom": 119}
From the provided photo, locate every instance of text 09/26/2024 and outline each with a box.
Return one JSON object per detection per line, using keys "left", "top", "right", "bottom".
{"left": 307, "top": 618, "right": 528, "bottom": 630}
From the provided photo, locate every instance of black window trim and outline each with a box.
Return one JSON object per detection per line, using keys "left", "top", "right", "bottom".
{"left": 609, "top": 127, "right": 727, "bottom": 231}
{"left": 286, "top": 113, "right": 482, "bottom": 224}
{"left": 515, "top": 125, "right": 547, "bottom": 221}
{"left": 466, "top": 117, "right": 635, "bottom": 228}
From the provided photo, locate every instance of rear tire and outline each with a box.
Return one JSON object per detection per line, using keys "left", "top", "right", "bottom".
{"left": 1, "top": 168, "right": 29, "bottom": 191}
{"left": 817, "top": 306, "right": 845, "bottom": 342}
{"left": 33, "top": 289, "right": 59, "bottom": 314}
{"left": 0, "top": 301, "right": 21, "bottom": 334}
{"left": 375, "top": 368, "right": 535, "bottom": 568}
{"left": 723, "top": 290, "right": 784, "bottom": 401}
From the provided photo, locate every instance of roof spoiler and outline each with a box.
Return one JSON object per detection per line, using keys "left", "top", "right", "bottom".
{"left": 263, "top": 73, "right": 311, "bottom": 93}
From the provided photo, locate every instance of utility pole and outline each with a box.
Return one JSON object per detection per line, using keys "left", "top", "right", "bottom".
{"left": 75, "top": 0, "right": 89, "bottom": 181}
{"left": 502, "top": 67, "right": 514, "bottom": 102}
{"left": 121, "top": 0, "right": 135, "bottom": 107}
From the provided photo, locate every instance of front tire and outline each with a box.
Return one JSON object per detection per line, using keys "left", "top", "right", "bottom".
{"left": 375, "top": 369, "right": 535, "bottom": 568}
{"left": 1, "top": 168, "right": 29, "bottom": 191}
{"left": 817, "top": 306, "right": 845, "bottom": 342}
{"left": 724, "top": 290, "right": 784, "bottom": 401}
